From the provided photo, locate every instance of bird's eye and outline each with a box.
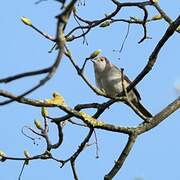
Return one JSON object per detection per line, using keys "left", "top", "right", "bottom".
{"left": 100, "top": 59, "right": 104, "bottom": 61}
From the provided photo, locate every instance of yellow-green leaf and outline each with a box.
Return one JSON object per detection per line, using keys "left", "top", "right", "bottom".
{"left": 66, "top": 35, "right": 75, "bottom": 42}
{"left": 99, "top": 20, "right": 110, "bottom": 27}
{"left": 45, "top": 92, "right": 67, "bottom": 107}
{"left": 34, "top": 119, "right": 42, "bottom": 129}
{"left": 88, "top": 49, "right": 102, "bottom": 59}
{"left": 151, "top": 14, "right": 162, "bottom": 20}
{"left": 24, "top": 150, "right": 30, "bottom": 165}
{"left": 41, "top": 107, "right": 48, "bottom": 117}
{"left": 0, "top": 151, "right": 6, "bottom": 157}
{"left": 24, "top": 150, "right": 30, "bottom": 158}
{"left": 150, "top": 0, "right": 159, "bottom": 3}
{"left": 177, "top": 25, "right": 180, "bottom": 31}
{"left": 79, "top": 112, "right": 105, "bottom": 127}
{"left": 21, "top": 17, "right": 32, "bottom": 26}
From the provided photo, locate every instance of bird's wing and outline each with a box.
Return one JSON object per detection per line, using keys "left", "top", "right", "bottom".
{"left": 95, "top": 74, "right": 103, "bottom": 89}
{"left": 110, "top": 65, "right": 141, "bottom": 100}
{"left": 123, "top": 74, "right": 141, "bottom": 101}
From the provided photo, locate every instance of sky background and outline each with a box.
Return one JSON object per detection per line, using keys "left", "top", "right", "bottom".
{"left": 0, "top": 0, "right": 180, "bottom": 180}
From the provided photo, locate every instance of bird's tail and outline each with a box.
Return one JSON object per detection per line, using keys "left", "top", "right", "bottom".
{"left": 129, "top": 100, "right": 152, "bottom": 120}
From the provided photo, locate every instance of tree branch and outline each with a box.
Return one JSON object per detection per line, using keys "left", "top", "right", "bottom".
{"left": 104, "top": 134, "right": 137, "bottom": 180}
{"left": 126, "top": 15, "right": 180, "bottom": 93}
{"left": 137, "top": 96, "right": 180, "bottom": 134}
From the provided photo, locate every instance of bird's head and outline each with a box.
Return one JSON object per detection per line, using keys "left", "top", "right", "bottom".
{"left": 91, "top": 56, "right": 110, "bottom": 73}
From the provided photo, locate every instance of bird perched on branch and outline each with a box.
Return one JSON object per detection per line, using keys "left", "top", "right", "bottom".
{"left": 91, "top": 56, "right": 152, "bottom": 119}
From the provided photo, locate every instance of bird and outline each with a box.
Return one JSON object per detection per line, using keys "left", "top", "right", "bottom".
{"left": 91, "top": 56, "right": 152, "bottom": 119}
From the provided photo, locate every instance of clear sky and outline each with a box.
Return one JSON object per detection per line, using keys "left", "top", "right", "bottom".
{"left": 0, "top": 1, "right": 179, "bottom": 180}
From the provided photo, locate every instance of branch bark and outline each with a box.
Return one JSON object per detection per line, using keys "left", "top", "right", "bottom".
{"left": 104, "top": 134, "right": 137, "bottom": 180}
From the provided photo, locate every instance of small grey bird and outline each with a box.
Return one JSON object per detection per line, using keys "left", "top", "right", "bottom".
{"left": 92, "top": 56, "right": 152, "bottom": 119}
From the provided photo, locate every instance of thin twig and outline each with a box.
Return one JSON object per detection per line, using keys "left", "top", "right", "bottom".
{"left": 119, "top": 23, "right": 130, "bottom": 54}
{"left": 93, "top": 130, "right": 99, "bottom": 158}
{"left": 126, "top": 15, "right": 180, "bottom": 94}
{"left": 153, "top": 3, "right": 180, "bottom": 33}
{"left": 18, "top": 162, "right": 26, "bottom": 180}
{"left": 73, "top": 12, "right": 88, "bottom": 44}
{"left": 0, "top": 67, "right": 51, "bottom": 83}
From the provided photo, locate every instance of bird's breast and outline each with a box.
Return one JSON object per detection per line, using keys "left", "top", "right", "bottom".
{"left": 100, "top": 75, "right": 123, "bottom": 96}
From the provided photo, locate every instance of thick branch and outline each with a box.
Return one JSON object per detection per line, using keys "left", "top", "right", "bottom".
{"left": 137, "top": 96, "right": 180, "bottom": 134}
{"left": 104, "top": 134, "right": 137, "bottom": 180}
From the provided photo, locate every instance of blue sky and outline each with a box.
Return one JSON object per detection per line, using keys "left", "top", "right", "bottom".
{"left": 0, "top": 1, "right": 180, "bottom": 180}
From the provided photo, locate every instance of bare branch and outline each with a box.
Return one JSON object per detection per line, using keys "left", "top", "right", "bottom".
{"left": 104, "top": 134, "right": 137, "bottom": 180}
{"left": 59, "top": 128, "right": 94, "bottom": 169}
{"left": 0, "top": 0, "right": 78, "bottom": 105}
{"left": 18, "top": 162, "right": 26, "bottom": 180}
{"left": 1, "top": 1, "right": 179, "bottom": 179}
{"left": 153, "top": 3, "right": 180, "bottom": 33}
{"left": 126, "top": 15, "right": 180, "bottom": 93}
{"left": 70, "top": 160, "right": 79, "bottom": 180}
{"left": 137, "top": 96, "right": 180, "bottom": 134}
{"left": 0, "top": 67, "right": 51, "bottom": 83}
